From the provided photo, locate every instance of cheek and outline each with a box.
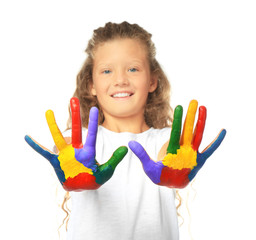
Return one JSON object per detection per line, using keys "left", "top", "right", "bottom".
{"left": 136, "top": 80, "right": 151, "bottom": 97}
{"left": 92, "top": 78, "right": 108, "bottom": 96}
{"left": 96, "top": 84, "right": 108, "bottom": 96}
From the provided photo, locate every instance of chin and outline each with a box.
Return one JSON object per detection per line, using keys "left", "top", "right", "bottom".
{"left": 105, "top": 107, "right": 143, "bottom": 119}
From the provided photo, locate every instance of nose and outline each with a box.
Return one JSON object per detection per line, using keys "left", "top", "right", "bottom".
{"left": 113, "top": 70, "right": 129, "bottom": 86}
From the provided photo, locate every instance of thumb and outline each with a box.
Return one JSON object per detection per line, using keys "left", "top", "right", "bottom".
{"left": 94, "top": 146, "right": 128, "bottom": 186}
{"left": 128, "top": 141, "right": 151, "bottom": 166}
{"left": 201, "top": 129, "right": 227, "bottom": 160}
{"left": 25, "top": 135, "right": 57, "bottom": 161}
{"left": 129, "top": 140, "right": 164, "bottom": 184}
{"left": 107, "top": 146, "right": 128, "bottom": 169}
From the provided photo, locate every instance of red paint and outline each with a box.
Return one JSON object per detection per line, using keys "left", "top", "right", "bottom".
{"left": 63, "top": 172, "right": 101, "bottom": 191}
{"left": 159, "top": 166, "right": 191, "bottom": 189}
{"left": 192, "top": 106, "right": 206, "bottom": 151}
{"left": 70, "top": 97, "right": 83, "bottom": 149}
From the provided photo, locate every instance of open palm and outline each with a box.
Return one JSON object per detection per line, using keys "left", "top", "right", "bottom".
{"left": 129, "top": 100, "right": 226, "bottom": 188}
{"left": 25, "top": 97, "right": 128, "bottom": 191}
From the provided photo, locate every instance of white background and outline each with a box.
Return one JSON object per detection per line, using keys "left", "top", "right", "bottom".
{"left": 1, "top": 0, "right": 255, "bottom": 239}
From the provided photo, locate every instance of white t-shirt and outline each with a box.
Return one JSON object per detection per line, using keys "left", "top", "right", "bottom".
{"left": 66, "top": 126, "right": 179, "bottom": 240}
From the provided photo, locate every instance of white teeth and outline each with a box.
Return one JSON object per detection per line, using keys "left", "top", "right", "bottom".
{"left": 112, "top": 93, "right": 132, "bottom": 98}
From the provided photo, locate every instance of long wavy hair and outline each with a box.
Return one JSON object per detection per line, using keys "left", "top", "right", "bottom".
{"left": 67, "top": 21, "right": 173, "bottom": 129}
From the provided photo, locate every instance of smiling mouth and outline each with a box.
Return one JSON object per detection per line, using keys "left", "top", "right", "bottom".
{"left": 111, "top": 93, "right": 134, "bottom": 98}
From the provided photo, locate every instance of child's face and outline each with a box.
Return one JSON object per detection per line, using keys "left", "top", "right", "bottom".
{"left": 91, "top": 38, "right": 157, "bottom": 121}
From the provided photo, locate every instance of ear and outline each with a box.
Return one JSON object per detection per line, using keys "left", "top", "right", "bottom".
{"left": 90, "top": 82, "right": 97, "bottom": 96}
{"left": 149, "top": 74, "right": 158, "bottom": 93}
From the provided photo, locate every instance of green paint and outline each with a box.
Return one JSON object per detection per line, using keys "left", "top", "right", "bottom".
{"left": 108, "top": 146, "right": 128, "bottom": 169}
{"left": 167, "top": 105, "right": 183, "bottom": 154}
{"left": 94, "top": 164, "right": 113, "bottom": 185}
{"left": 94, "top": 146, "right": 128, "bottom": 185}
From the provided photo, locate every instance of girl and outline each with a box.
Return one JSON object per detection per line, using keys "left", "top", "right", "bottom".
{"left": 25, "top": 21, "right": 226, "bottom": 240}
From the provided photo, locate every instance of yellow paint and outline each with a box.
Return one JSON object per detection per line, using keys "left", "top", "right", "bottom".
{"left": 45, "top": 109, "right": 93, "bottom": 178}
{"left": 46, "top": 110, "right": 67, "bottom": 151}
{"left": 181, "top": 100, "right": 198, "bottom": 146}
{"left": 162, "top": 146, "right": 197, "bottom": 170}
{"left": 58, "top": 145, "right": 93, "bottom": 179}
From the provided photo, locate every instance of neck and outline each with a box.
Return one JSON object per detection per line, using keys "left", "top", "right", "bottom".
{"left": 101, "top": 114, "right": 150, "bottom": 133}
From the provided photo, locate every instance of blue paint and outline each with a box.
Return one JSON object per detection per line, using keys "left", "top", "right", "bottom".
{"left": 189, "top": 129, "right": 226, "bottom": 181}
{"left": 25, "top": 135, "right": 66, "bottom": 184}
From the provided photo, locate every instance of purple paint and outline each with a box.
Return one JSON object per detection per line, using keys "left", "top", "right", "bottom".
{"left": 74, "top": 107, "right": 98, "bottom": 171}
{"left": 84, "top": 107, "right": 98, "bottom": 148}
{"left": 75, "top": 148, "right": 97, "bottom": 172}
{"left": 128, "top": 141, "right": 164, "bottom": 184}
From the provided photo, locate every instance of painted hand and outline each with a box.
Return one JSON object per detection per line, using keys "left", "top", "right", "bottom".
{"left": 129, "top": 100, "right": 226, "bottom": 189}
{"left": 25, "top": 97, "right": 128, "bottom": 191}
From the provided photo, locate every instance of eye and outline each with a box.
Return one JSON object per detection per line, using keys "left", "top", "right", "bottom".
{"left": 128, "top": 68, "right": 138, "bottom": 73}
{"left": 103, "top": 69, "right": 111, "bottom": 74}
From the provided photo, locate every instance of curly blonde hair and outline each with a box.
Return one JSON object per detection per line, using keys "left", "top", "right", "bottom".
{"left": 67, "top": 21, "right": 173, "bottom": 129}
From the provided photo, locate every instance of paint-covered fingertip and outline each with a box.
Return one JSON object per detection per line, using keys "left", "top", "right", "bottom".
{"left": 188, "top": 100, "right": 198, "bottom": 112}
{"left": 109, "top": 146, "right": 128, "bottom": 169}
{"left": 24, "top": 135, "right": 31, "bottom": 143}
{"left": 118, "top": 145, "right": 128, "bottom": 153}
{"left": 175, "top": 105, "right": 183, "bottom": 110}
{"left": 198, "top": 106, "right": 207, "bottom": 120}
{"left": 220, "top": 129, "right": 227, "bottom": 139}
{"left": 174, "top": 105, "right": 183, "bottom": 115}
{"left": 70, "top": 97, "right": 79, "bottom": 104}
{"left": 128, "top": 141, "right": 143, "bottom": 153}
{"left": 190, "top": 99, "right": 198, "bottom": 106}
{"left": 89, "top": 107, "right": 99, "bottom": 121}
{"left": 90, "top": 106, "right": 99, "bottom": 112}
{"left": 112, "top": 147, "right": 129, "bottom": 168}
{"left": 128, "top": 140, "right": 136, "bottom": 148}
{"left": 199, "top": 105, "right": 206, "bottom": 111}
{"left": 45, "top": 109, "right": 54, "bottom": 119}
{"left": 24, "top": 135, "right": 36, "bottom": 146}
{"left": 113, "top": 146, "right": 128, "bottom": 159}
{"left": 70, "top": 97, "right": 80, "bottom": 110}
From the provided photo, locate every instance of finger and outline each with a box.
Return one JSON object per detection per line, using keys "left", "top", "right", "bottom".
{"left": 129, "top": 141, "right": 164, "bottom": 184}
{"left": 128, "top": 141, "right": 151, "bottom": 166}
{"left": 70, "top": 97, "right": 83, "bottom": 148}
{"left": 107, "top": 146, "right": 128, "bottom": 169}
{"left": 192, "top": 106, "right": 207, "bottom": 151}
{"left": 46, "top": 110, "right": 67, "bottom": 151}
{"left": 180, "top": 100, "right": 198, "bottom": 146}
{"left": 25, "top": 135, "right": 66, "bottom": 184}
{"left": 200, "top": 129, "right": 227, "bottom": 159}
{"left": 93, "top": 146, "right": 128, "bottom": 186}
{"left": 189, "top": 129, "right": 226, "bottom": 182}
{"left": 24, "top": 135, "right": 57, "bottom": 161}
{"left": 167, "top": 105, "right": 183, "bottom": 154}
{"left": 84, "top": 107, "right": 98, "bottom": 152}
